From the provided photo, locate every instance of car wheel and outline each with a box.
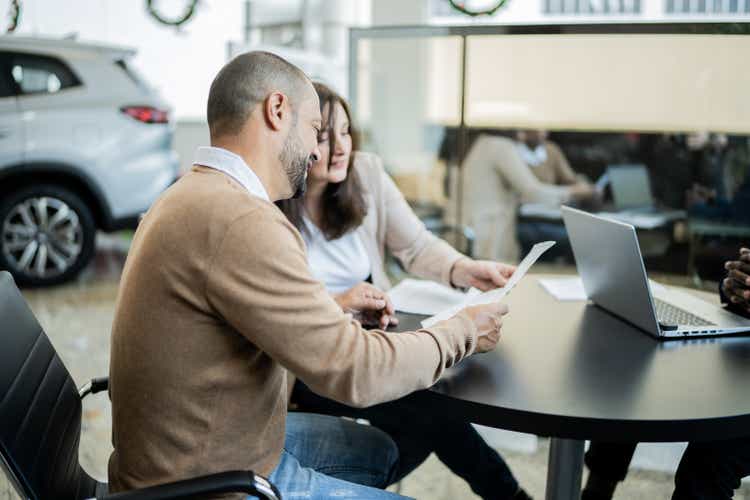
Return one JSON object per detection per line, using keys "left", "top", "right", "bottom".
{"left": 0, "top": 185, "right": 96, "bottom": 287}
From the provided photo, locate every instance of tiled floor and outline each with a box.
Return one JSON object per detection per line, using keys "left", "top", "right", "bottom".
{"left": 2, "top": 235, "right": 749, "bottom": 499}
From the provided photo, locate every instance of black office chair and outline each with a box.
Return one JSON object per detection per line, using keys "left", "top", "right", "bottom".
{"left": 424, "top": 220, "right": 476, "bottom": 259}
{"left": 0, "top": 271, "right": 281, "bottom": 500}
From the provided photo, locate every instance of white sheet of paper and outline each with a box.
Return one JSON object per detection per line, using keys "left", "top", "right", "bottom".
{"left": 388, "top": 278, "right": 471, "bottom": 315}
{"left": 536, "top": 276, "right": 668, "bottom": 302}
{"left": 421, "top": 241, "right": 556, "bottom": 328}
{"left": 538, "top": 276, "right": 587, "bottom": 301}
{"left": 649, "top": 279, "right": 668, "bottom": 295}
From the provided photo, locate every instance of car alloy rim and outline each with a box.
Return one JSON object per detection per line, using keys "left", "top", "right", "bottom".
{"left": 2, "top": 196, "right": 84, "bottom": 278}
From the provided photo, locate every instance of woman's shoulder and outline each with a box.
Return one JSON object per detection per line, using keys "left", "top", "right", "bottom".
{"left": 352, "top": 151, "right": 385, "bottom": 178}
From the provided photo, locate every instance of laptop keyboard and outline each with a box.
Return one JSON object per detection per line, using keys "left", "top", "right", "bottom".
{"left": 654, "top": 298, "right": 714, "bottom": 327}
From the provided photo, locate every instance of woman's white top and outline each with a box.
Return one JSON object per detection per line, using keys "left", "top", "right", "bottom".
{"left": 303, "top": 216, "right": 372, "bottom": 295}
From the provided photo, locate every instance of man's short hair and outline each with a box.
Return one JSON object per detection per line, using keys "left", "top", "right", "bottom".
{"left": 207, "top": 51, "right": 309, "bottom": 139}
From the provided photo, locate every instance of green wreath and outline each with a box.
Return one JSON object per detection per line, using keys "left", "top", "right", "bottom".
{"left": 447, "top": 0, "right": 510, "bottom": 17}
{"left": 146, "top": 0, "right": 199, "bottom": 27}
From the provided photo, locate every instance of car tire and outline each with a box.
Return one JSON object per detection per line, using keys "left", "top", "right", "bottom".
{"left": 0, "top": 184, "right": 96, "bottom": 287}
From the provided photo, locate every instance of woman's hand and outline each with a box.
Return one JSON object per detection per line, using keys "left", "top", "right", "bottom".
{"left": 450, "top": 258, "right": 516, "bottom": 292}
{"left": 334, "top": 282, "right": 399, "bottom": 329}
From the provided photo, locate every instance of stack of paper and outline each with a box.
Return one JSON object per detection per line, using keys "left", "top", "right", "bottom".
{"left": 538, "top": 277, "right": 587, "bottom": 301}
{"left": 537, "top": 276, "right": 669, "bottom": 302}
{"left": 388, "top": 279, "right": 475, "bottom": 316}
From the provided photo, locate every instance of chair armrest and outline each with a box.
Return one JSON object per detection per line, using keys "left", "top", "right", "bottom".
{"left": 78, "top": 376, "right": 109, "bottom": 399}
{"left": 424, "top": 221, "right": 476, "bottom": 258}
{"left": 95, "top": 470, "right": 280, "bottom": 500}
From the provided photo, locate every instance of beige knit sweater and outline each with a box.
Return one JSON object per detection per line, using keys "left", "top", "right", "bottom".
{"left": 107, "top": 165, "right": 479, "bottom": 498}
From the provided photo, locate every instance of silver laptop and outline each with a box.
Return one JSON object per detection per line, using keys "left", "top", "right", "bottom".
{"left": 607, "top": 164, "right": 684, "bottom": 220}
{"left": 608, "top": 164, "right": 655, "bottom": 212}
{"left": 562, "top": 206, "right": 750, "bottom": 339}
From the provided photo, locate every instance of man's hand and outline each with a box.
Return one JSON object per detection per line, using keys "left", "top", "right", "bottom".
{"left": 334, "top": 282, "right": 398, "bottom": 329}
{"left": 462, "top": 301, "right": 509, "bottom": 353}
{"left": 722, "top": 248, "right": 750, "bottom": 314}
{"left": 569, "top": 181, "right": 597, "bottom": 201}
{"left": 450, "top": 258, "right": 516, "bottom": 291}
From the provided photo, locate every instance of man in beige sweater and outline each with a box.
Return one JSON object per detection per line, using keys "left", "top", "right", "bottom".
{"left": 514, "top": 129, "right": 596, "bottom": 260}
{"left": 108, "top": 51, "right": 508, "bottom": 499}
{"left": 461, "top": 132, "right": 595, "bottom": 262}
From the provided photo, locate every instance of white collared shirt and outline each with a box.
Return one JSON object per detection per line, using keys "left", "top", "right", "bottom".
{"left": 515, "top": 142, "right": 548, "bottom": 168}
{"left": 193, "top": 146, "right": 270, "bottom": 202}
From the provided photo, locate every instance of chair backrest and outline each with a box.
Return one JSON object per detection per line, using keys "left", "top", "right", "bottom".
{"left": 0, "top": 271, "right": 98, "bottom": 500}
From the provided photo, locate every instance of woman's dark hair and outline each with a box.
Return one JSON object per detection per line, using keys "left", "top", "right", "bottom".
{"left": 277, "top": 82, "right": 367, "bottom": 240}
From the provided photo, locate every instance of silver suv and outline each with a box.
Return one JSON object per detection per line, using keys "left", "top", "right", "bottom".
{"left": 0, "top": 36, "right": 179, "bottom": 286}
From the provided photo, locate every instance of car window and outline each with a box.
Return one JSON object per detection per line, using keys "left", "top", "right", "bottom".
{"left": 114, "top": 59, "right": 149, "bottom": 91}
{"left": 7, "top": 52, "right": 81, "bottom": 95}
{"left": 0, "top": 53, "right": 16, "bottom": 98}
{"left": 0, "top": 69, "right": 15, "bottom": 98}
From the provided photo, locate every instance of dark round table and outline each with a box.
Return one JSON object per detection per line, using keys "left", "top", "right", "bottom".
{"left": 392, "top": 274, "right": 750, "bottom": 500}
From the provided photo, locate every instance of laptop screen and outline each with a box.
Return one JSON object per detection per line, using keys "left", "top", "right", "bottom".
{"left": 608, "top": 165, "right": 653, "bottom": 210}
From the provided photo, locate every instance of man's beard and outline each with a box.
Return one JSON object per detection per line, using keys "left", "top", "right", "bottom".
{"left": 279, "top": 128, "right": 310, "bottom": 200}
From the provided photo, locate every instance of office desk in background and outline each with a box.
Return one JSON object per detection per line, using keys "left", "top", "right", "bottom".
{"left": 518, "top": 203, "right": 686, "bottom": 230}
{"left": 518, "top": 204, "right": 685, "bottom": 258}
{"left": 393, "top": 274, "right": 750, "bottom": 500}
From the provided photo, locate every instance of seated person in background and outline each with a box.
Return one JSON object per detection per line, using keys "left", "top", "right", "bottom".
{"left": 687, "top": 134, "right": 750, "bottom": 223}
{"left": 277, "top": 82, "right": 533, "bottom": 500}
{"left": 514, "top": 129, "right": 586, "bottom": 187}
{"left": 460, "top": 133, "right": 596, "bottom": 262}
{"left": 108, "top": 52, "right": 509, "bottom": 500}
{"left": 513, "top": 129, "right": 597, "bottom": 260}
{"left": 583, "top": 247, "right": 750, "bottom": 500}
{"left": 644, "top": 132, "right": 723, "bottom": 210}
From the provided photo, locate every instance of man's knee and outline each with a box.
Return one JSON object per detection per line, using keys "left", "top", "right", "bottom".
{"left": 336, "top": 417, "right": 400, "bottom": 484}
{"left": 284, "top": 412, "right": 399, "bottom": 488}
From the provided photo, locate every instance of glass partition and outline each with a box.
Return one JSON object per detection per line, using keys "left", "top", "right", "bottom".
{"left": 464, "top": 34, "right": 750, "bottom": 133}
{"left": 350, "top": 24, "right": 750, "bottom": 283}
{"left": 352, "top": 35, "right": 462, "bottom": 214}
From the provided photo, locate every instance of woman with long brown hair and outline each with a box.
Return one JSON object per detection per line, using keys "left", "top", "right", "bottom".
{"left": 278, "top": 82, "right": 532, "bottom": 500}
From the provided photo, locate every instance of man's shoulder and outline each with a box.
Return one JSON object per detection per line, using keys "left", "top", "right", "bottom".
{"left": 170, "top": 168, "right": 276, "bottom": 216}
{"left": 544, "top": 140, "right": 565, "bottom": 158}
{"left": 150, "top": 168, "right": 297, "bottom": 242}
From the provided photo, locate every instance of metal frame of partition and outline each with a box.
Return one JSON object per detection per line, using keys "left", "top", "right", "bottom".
{"left": 348, "top": 22, "right": 750, "bottom": 225}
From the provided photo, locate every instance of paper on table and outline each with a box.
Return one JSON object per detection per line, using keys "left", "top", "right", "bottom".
{"left": 421, "top": 241, "right": 556, "bottom": 328}
{"left": 538, "top": 276, "right": 587, "bottom": 301}
{"left": 597, "top": 211, "right": 667, "bottom": 230}
{"left": 537, "top": 276, "right": 668, "bottom": 302}
{"left": 388, "top": 278, "right": 477, "bottom": 315}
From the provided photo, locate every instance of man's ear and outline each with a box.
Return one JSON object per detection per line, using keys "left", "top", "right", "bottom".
{"left": 264, "top": 91, "right": 288, "bottom": 132}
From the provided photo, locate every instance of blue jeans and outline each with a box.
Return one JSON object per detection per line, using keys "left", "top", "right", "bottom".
{"left": 264, "top": 412, "right": 411, "bottom": 499}
{"left": 292, "top": 382, "right": 521, "bottom": 500}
